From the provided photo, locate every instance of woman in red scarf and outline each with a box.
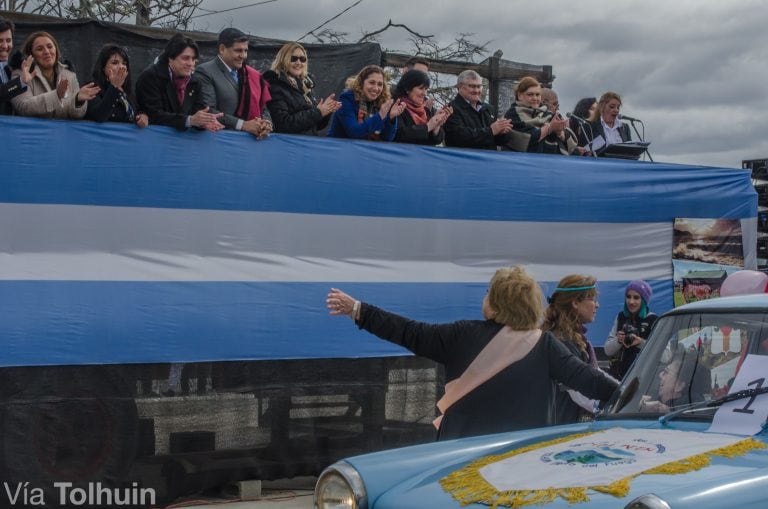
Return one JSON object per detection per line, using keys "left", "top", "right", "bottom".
{"left": 392, "top": 70, "right": 453, "bottom": 145}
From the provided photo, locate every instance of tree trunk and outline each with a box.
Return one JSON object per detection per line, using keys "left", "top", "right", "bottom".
{"left": 135, "top": 0, "right": 150, "bottom": 26}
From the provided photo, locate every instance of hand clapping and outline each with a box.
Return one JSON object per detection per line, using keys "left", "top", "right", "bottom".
{"left": 190, "top": 106, "right": 225, "bottom": 132}
{"left": 76, "top": 82, "right": 101, "bottom": 103}
{"left": 56, "top": 79, "right": 69, "bottom": 100}
{"left": 427, "top": 105, "right": 453, "bottom": 133}
{"left": 490, "top": 118, "right": 513, "bottom": 136}
{"left": 317, "top": 94, "right": 342, "bottom": 117}
{"left": 20, "top": 55, "right": 37, "bottom": 84}
{"left": 388, "top": 99, "right": 407, "bottom": 120}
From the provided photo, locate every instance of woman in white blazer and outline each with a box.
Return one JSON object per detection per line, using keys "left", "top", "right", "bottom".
{"left": 12, "top": 31, "right": 98, "bottom": 119}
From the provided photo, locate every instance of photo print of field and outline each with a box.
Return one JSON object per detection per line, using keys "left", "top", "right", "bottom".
{"left": 672, "top": 218, "right": 745, "bottom": 307}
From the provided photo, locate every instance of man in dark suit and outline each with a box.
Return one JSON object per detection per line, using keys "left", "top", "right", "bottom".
{"left": 0, "top": 17, "right": 24, "bottom": 115}
{"left": 444, "top": 70, "right": 515, "bottom": 150}
{"left": 196, "top": 28, "right": 271, "bottom": 139}
{"left": 135, "top": 33, "right": 223, "bottom": 131}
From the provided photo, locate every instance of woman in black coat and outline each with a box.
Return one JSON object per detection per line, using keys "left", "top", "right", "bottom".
{"left": 86, "top": 44, "right": 148, "bottom": 127}
{"left": 504, "top": 76, "right": 577, "bottom": 155}
{"left": 326, "top": 266, "right": 617, "bottom": 441}
{"left": 263, "top": 42, "right": 340, "bottom": 135}
{"left": 392, "top": 69, "right": 452, "bottom": 146}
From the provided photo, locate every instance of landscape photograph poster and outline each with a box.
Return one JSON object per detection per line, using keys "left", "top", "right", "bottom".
{"left": 672, "top": 218, "right": 744, "bottom": 307}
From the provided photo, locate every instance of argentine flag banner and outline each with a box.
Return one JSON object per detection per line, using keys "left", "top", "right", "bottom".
{"left": 0, "top": 117, "right": 757, "bottom": 367}
{"left": 441, "top": 428, "right": 765, "bottom": 507}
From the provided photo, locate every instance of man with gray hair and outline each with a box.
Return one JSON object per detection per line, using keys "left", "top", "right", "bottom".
{"left": 540, "top": 87, "right": 559, "bottom": 114}
{"left": 444, "top": 70, "right": 514, "bottom": 150}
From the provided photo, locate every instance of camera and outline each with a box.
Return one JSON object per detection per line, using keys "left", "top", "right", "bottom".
{"left": 621, "top": 323, "right": 638, "bottom": 347}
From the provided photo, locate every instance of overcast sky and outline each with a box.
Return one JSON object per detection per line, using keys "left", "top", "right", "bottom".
{"left": 191, "top": 0, "right": 768, "bottom": 168}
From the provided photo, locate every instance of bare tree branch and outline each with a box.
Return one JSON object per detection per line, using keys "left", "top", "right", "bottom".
{"left": 306, "top": 28, "right": 349, "bottom": 45}
{"left": 3, "top": 0, "right": 203, "bottom": 29}
{"left": 356, "top": 19, "right": 433, "bottom": 44}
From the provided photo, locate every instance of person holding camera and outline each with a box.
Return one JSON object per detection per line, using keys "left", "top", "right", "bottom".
{"left": 605, "top": 280, "right": 658, "bottom": 380}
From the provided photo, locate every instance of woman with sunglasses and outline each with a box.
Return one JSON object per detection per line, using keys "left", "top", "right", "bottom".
{"left": 263, "top": 42, "right": 340, "bottom": 135}
{"left": 543, "top": 274, "right": 613, "bottom": 424}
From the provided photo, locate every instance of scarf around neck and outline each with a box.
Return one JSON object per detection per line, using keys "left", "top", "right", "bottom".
{"left": 513, "top": 101, "right": 550, "bottom": 128}
{"left": 403, "top": 97, "right": 428, "bottom": 125}
{"left": 235, "top": 65, "right": 271, "bottom": 120}
{"left": 357, "top": 99, "right": 382, "bottom": 140}
{"left": 284, "top": 73, "right": 312, "bottom": 105}
{"left": 171, "top": 71, "right": 191, "bottom": 106}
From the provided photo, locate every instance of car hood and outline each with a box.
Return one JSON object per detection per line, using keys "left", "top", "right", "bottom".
{"left": 345, "top": 420, "right": 768, "bottom": 509}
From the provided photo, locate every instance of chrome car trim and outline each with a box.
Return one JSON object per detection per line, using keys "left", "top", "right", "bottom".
{"left": 315, "top": 461, "right": 368, "bottom": 509}
{"left": 624, "top": 493, "right": 672, "bottom": 509}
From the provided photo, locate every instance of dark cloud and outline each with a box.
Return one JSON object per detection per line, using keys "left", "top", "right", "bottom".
{"left": 197, "top": 0, "right": 768, "bottom": 168}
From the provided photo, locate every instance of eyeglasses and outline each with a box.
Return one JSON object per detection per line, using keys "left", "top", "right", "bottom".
{"left": 462, "top": 83, "right": 483, "bottom": 89}
{"left": 290, "top": 55, "right": 307, "bottom": 63}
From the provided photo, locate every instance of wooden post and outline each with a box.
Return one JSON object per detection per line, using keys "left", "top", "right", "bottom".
{"left": 488, "top": 49, "right": 502, "bottom": 117}
{"left": 135, "top": 0, "right": 150, "bottom": 26}
{"left": 542, "top": 65, "right": 553, "bottom": 88}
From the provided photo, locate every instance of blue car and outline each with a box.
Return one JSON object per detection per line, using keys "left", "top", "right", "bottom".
{"left": 314, "top": 295, "right": 768, "bottom": 509}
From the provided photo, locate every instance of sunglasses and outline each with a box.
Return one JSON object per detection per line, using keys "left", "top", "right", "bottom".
{"left": 290, "top": 55, "right": 307, "bottom": 63}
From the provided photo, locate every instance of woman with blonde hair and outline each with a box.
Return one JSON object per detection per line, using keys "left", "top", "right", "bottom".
{"left": 586, "top": 91, "right": 631, "bottom": 151}
{"left": 326, "top": 266, "right": 617, "bottom": 440}
{"left": 263, "top": 41, "right": 340, "bottom": 135}
{"left": 543, "top": 274, "right": 611, "bottom": 424}
{"left": 12, "top": 31, "right": 100, "bottom": 119}
{"left": 327, "top": 64, "right": 405, "bottom": 141}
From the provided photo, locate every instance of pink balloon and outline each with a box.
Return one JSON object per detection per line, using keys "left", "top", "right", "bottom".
{"left": 720, "top": 270, "right": 768, "bottom": 297}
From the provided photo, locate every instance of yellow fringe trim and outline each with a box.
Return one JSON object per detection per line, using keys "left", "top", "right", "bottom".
{"left": 439, "top": 431, "right": 766, "bottom": 508}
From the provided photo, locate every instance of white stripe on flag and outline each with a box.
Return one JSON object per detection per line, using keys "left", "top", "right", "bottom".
{"left": 0, "top": 203, "right": 672, "bottom": 282}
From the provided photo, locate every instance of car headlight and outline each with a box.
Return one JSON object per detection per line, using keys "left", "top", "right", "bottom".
{"left": 625, "top": 493, "right": 671, "bottom": 509}
{"left": 314, "top": 461, "right": 368, "bottom": 509}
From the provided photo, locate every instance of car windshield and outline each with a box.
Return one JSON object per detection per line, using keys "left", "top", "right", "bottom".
{"left": 603, "top": 310, "right": 768, "bottom": 420}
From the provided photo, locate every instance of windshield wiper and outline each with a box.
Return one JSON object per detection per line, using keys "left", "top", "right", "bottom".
{"left": 659, "top": 386, "right": 768, "bottom": 425}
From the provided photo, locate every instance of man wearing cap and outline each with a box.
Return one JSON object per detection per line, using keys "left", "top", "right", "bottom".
{"left": 0, "top": 17, "right": 24, "bottom": 115}
{"left": 196, "top": 27, "right": 272, "bottom": 139}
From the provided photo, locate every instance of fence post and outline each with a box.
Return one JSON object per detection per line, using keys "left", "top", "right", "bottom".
{"left": 488, "top": 49, "right": 502, "bottom": 117}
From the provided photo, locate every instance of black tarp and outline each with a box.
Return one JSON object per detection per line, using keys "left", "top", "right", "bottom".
{"left": 0, "top": 358, "right": 443, "bottom": 507}
{"left": 2, "top": 12, "right": 382, "bottom": 101}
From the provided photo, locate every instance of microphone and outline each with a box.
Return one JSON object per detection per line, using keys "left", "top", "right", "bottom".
{"left": 566, "top": 112, "right": 588, "bottom": 123}
{"left": 619, "top": 113, "right": 642, "bottom": 123}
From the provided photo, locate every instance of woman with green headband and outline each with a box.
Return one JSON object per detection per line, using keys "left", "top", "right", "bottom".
{"left": 543, "top": 274, "right": 611, "bottom": 424}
